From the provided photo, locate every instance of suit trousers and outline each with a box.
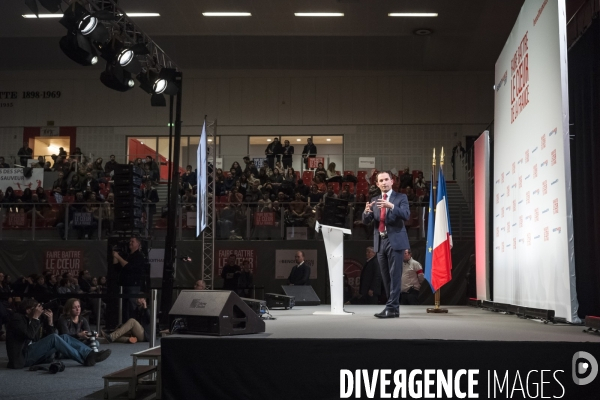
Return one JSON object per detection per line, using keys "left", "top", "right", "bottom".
{"left": 376, "top": 236, "right": 404, "bottom": 311}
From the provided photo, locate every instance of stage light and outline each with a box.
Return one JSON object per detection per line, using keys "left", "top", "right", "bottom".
{"left": 60, "top": 2, "right": 110, "bottom": 44}
{"left": 100, "top": 63, "right": 135, "bottom": 92}
{"left": 154, "top": 78, "right": 168, "bottom": 94}
{"left": 99, "top": 41, "right": 145, "bottom": 74}
{"left": 59, "top": 30, "right": 98, "bottom": 66}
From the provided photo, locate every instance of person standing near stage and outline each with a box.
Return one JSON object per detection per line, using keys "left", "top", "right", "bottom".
{"left": 221, "top": 254, "right": 241, "bottom": 291}
{"left": 288, "top": 251, "right": 310, "bottom": 286}
{"left": 112, "top": 237, "right": 147, "bottom": 322}
{"left": 400, "top": 249, "right": 424, "bottom": 305}
{"left": 350, "top": 247, "right": 382, "bottom": 305}
{"left": 362, "top": 171, "right": 410, "bottom": 318}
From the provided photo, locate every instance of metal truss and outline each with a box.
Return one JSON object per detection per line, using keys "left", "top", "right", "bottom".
{"left": 202, "top": 120, "right": 217, "bottom": 289}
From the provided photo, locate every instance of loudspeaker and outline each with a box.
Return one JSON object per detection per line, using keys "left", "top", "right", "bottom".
{"left": 241, "top": 298, "right": 267, "bottom": 315}
{"left": 282, "top": 285, "right": 321, "bottom": 306}
{"left": 112, "top": 164, "right": 144, "bottom": 233}
{"left": 265, "top": 293, "right": 295, "bottom": 309}
{"left": 169, "top": 290, "right": 266, "bottom": 336}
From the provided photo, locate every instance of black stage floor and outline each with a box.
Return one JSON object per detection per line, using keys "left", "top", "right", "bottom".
{"left": 161, "top": 305, "right": 600, "bottom": 400}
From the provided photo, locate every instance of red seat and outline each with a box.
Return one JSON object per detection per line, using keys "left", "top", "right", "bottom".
{"left": 336, "top": 171, "right": 341, "bottom": 176}
{"left": 357, "top": 171, "right": 367, "bottom": 182}
{"left": 329, "top": 182, "right": 340, "bottom": 194}
{"left": 357, "top": 186, "right": 369, "bottom": 197}
{"left": 302, "top": 171, "right": 314, "bottom": 183}
{"left": 416, "top": 188, "right": 425, "bottom": 197}
{"left": 343, "top": 170, "right": 354, "bottom": 176}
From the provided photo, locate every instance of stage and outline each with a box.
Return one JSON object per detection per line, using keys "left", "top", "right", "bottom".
{"left": 161, "top": 305, "right": 600, "bottom": 399}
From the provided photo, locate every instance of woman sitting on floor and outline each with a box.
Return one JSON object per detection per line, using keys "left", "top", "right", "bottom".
{"left": 57, "top": 298, "right": 99, "bottom": 349}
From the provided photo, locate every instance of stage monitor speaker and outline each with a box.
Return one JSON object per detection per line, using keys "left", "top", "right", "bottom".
{"left": 265, "top": 293, "right": 295, "bottom": 309}
{"left": 241, "top": 298, "right": 267, "bottom": 316}
{"left": 169, "top": 290, "right": 265, "bottom": 336}
{"left": 282, "top": 285, "right": 321, "bottom": 306}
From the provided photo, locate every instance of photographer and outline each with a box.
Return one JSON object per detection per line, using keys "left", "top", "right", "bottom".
{"left": 6, "top": 298, "right": 110, "bottom": 369}
{"left": 56, "top": 298, "right": 98, "bottom": 350}
{"left": 112, "top": 237, "right": 147, "bottom": 322}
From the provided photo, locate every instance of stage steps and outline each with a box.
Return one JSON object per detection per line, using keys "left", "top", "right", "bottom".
{"left": 445, "top": 181, "right": 474, "bottom": 239}
{"left": 103, "top": 346, "right": 162, "bottom": 399}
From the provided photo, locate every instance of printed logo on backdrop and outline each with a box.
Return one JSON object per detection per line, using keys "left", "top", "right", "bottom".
{"left": 217, "top": 249, "right": 257, "bottom": 275}
{"left": 44, "top": 250, "right": 82, "bottom": 274}
{"left": 275, "top": 249, "right": 317, "bottom": 279}
{"left": 0, "top": 168, "right": 44, "bottom": 193}
{"left": 510, "top": 31, "right": 530, "bottom": 123}
{"left": 254, "top": 212, "right": 275, "bottom": 226}
{"left": 495, "top": 70, "right": 508, "bottom": 92}
{"left": 541, "top": 134, "right": 546, "bottom": 150}
{"left": 73, "top": 212, "right": 92, "bottom": 226}
{"left": 551, "top": 150, "right": 557, "bottom": 166}
{"left": 8, "top": 213, "right": 26, "bottom": 227}
{"left": 344, "top": 259, "right": 362, "bottom": 297}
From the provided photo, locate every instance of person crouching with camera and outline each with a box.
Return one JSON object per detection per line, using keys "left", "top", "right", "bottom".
{"left": 57, "top": 298, "right": 99, "bottom": 351}
{"left": 6, "top": 298, "right": 111, "bottom": 369}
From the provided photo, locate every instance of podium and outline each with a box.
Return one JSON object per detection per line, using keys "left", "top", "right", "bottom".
{"left": 313, "top": 221, "right": 353, "bottom": 316}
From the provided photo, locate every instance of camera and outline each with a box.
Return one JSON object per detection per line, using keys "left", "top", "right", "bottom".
{"left": 86, "top": 331, "right": 100, "bottom": 352}
{"left": 112, "top": 240, "right": 129, "bottom": 256}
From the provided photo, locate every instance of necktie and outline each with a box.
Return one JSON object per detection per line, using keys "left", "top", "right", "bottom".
{"left": 378, "top": 193, "right": 387, "bottom": 233}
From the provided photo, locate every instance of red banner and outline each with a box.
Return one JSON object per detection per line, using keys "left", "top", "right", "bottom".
{"left": 217, "top": 249, "right": 257, "bottom": 275}
{"left": 44, "top": 250, "right": 83, "bottom": 275}
{"left": 254, "top": 212, "right": 275, "bottom": 226}
{"left": 7, "top": 213, "right": 26, "bottom": 227}
{"left": 308, "top": 157, "right": 325, "bottom": 169}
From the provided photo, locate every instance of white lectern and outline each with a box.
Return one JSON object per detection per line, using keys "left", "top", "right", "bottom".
{"left": 313, "top": 221, "right": 353, "bottom": 316}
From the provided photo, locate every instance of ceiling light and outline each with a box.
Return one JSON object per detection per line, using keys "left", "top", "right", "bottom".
{"left": 326, "top": 138, "right": 331, "bottom": 142}
{"left": 202, "top": 12, "right": 251, "bottom": 17}
{"left": 296, "top": 139, "right": 301, "bottom": 142}
{"left": 388, "top": 13, "right": 438, "bottom": 17}
{"left": 294, "top": 13, "right": 344, "bottom": 17}
{"left": 23, "top": 13, "right": 161, "bottom": 18}
{"left": 267, "top": 139, "right": 272, "bottom": 142}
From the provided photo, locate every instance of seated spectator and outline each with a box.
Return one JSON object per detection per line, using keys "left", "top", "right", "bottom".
{"left": 104, "top": 154, "right": 118, "bottom": 176}
{"left": 56, "top": 298, "right": 97, "bottom": 349}
{"left": 35, "top": 187, "right": 48, "bottom": 203}
{"left": 288, "top": 193, "right": 312, "bottom": 226}
{"left": 294, "top": 179, "right": 310, "bottom": 200}
{"left": 322, "top": 184, "right": 338, "bottom": 202}
{"left": 45, "top": 273, "right": 58, "bottom": 293}
{"left": 276, "top": 191, "right": 290, "bottom": 205}
{"left": 257, "top": 167, "right": 269, "bottom": 185}
{"left": 6, "top": 298, "right": 110, "bottom": 369}
{"left": 43, "top": 161, "right": 53, "bottom": 171}
{"left": 269, "top": 168, "right": 284, "bottom": 189}
{"left": 231, "top": 161, "right": 243, "bottom": 178}
{"left": 308, "top": 184, "right": 324, "bottom": 206}
{"left": 194, "top": 280, "right": 206, "bottom": 290}
{"left": 343, "top": 171, "right": 358, "bottom": 183}
{"left": 236, "top": 177, "right": 248, "bottom": 196}
{"left": 405, "top": 187, "right": 417, "bottom": 203}
{"left": 0, "top": 156, "right": 10, "bottom": 168}
{"left": 21, "top": 188, "right": 32, "bottom": 203}
{"left": 314, "top": 163, "right": 327, "bottom": 181}
{"left": 4, "top": 186, "right": 19, "bottom": 204}
{"left": 182, "top": 188, "right": 197, "bottom": 211}
{"left": 326, "top": 162, "right": 342, "bottom": 182}
{"left": 243, "top": 159, "right": 258, "bottom": 177}
{"left": 400, "top": 168, "right": 413, "bottom": 189}
{"left": 223, "top": 169, "right": 238, "bottom": 193}
{"left": 271, "top": 201, "right": 283, "bottom": 227}
{"left": 68, "top": 175, "right": 83, "bottom": 195}
{"left": 312, "top": 175, "right": 327, "bottom": 193}
{"left": 246, "top": 171, "right": 260, "bottom": 188}
{"left": 57, "top": 278, "right": 73, "bottom": 294}
{"left": 181, "top": 165, "right": 197, "bottom": 188}
{"left": 244, "top": 181, "right": 262, "bottom": 204}
{"left": 261, "top": 182, "right": 275, "bottom": 200}
{"left": 228, "top": 188, "right": 243, "bottom": 206}
{"left": 32, "top": 156, "right": 45, "bottom": 169}
{"left": 28, "top": 275, "right": 51, "bottom": 296}
{"left": 98, "top": 276, "right": 108, "bottom": 293}
{"left": 82, "top": 172, "right": 100, "bottom": 196}
{"left": 91, "top": 158, "right": 104, "bottom": 180}
{"left": 101, "top": 297, "right": 150, "bottom": 344}
{"left": 341, "top": 185, "right": 355, "bottom": 202}
{"left": 414, "top": 172, "right": 426, "bottom": 189}
{"left": 24, "top": 194, "right": 48, "bottom": 221}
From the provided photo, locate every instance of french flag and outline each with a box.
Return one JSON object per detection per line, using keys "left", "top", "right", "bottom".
{"left": 424, "top": 167, "right": 453, "bottom": 292}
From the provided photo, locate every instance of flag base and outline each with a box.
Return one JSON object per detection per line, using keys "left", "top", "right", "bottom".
{"left": 426, "top": 307, "right": 449, "bottom": 313}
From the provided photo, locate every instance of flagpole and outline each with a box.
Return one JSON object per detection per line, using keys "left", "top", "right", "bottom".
{"left": 427, "top": 147, "right": 449, "bottom": 314}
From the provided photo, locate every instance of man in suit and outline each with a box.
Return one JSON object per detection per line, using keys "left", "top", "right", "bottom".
{"left": 362, "top": 171, "right": 410, "bottom": 318}
{"left": 288, "top": 250, "right": 310, "bottom": 285}
{"left": 351, "top": 246, "right": 382, "bottom": 305}
{"left": 281, "top": 140, "right": 294, "bottom": 169}
{"left": 301, "top": 138, "right": 317, "bottom": 169}
{"left": 265, "top": 137, "right": 283, "bottom": 170}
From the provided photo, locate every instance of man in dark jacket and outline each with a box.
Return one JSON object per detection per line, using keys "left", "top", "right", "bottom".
{"left": 351, "top": 247, "right": 382, "bottom": 305}
{"left": 113, "top": 237, "right": 148, "bottom": 321}
{"left": 6, "top": 298, "right": 110, "bottom": 369}
{"left": 288, "top": 251, "right": 311, "bottom": 285}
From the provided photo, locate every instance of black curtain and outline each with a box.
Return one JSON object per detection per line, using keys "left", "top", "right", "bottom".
{"left": 569, "top": 18, "right": 600, "bottom": 319}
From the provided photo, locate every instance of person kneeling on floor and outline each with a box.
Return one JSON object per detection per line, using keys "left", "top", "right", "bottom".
{"left": 102, "top": 297, "right": 150, "bottom": 344}
{"left": 5, "top": 298, "right": 111, "bottom": 369}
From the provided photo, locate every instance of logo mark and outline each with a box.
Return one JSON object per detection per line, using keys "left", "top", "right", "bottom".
{"left": 573, "top": 351, "right": 598, "bottom": 385}
{"left": 551, "top": 179, "right": 559, "bottom": 185}
{"left": 549, "top": 127, "right": 557, "bottom": 136}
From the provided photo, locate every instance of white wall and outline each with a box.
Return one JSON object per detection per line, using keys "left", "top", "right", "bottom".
{"left": 0, "top": 69, "right": 493, "bottom": 173}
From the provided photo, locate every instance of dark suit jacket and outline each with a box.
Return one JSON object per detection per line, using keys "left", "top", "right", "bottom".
{"left": 359, "top": 257, "right": 382, "bottom": 296}
{"left": 143, "top": 188, "right": 159, "bottom": 212}
{"left": 362, "top": 190, "right": 410, "bottom": 251}
{"left": 288, "top": 262, "right": 310, "bottom": 285}
{"left": 282, "top": 145, "right": 294, "bottom": 159}
{"left": 6, "top": 313, "right": 54, "bottom": 369}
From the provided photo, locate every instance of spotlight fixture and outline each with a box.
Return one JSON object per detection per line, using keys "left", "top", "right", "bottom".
{"left": 99, "top": 40, "right": 147, "bottom": 74}
{"left": 59, "top": 30, "right": 98, "bottom": 66}
{"left": 100, "top": 63, "right": 135, "bottom": 92}
{"left": 60, "top": 2, "right": 110, "bottom": 44}
{"left": 137, "top": 69, "right": 178, "bottom": 107}
{"left": 155, "top": 68, "right": 180, "bottom": 96}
